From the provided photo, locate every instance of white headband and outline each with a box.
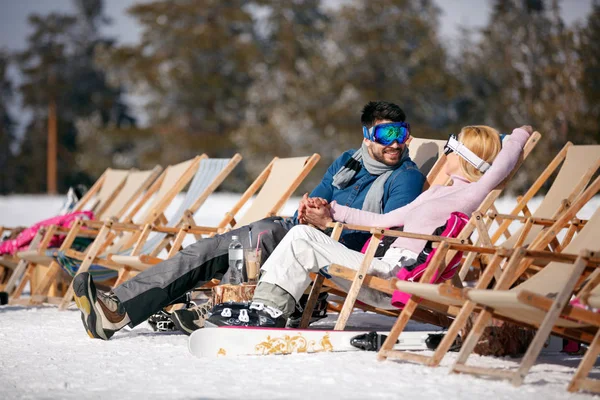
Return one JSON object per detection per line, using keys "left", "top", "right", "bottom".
{"left": 444, "top": 135, "right": 491, "bottom": 173}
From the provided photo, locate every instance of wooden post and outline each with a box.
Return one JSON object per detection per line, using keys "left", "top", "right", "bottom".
{"left": 47, "top": 93, "right": 57, "bottom": 195}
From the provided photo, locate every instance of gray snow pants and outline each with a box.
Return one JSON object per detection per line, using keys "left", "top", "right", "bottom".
{"left": 112, "top": 217, "right": 296, "bottom": 326}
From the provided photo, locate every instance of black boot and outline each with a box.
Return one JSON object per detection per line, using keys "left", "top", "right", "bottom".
{"left": 287, "top": 292, "right": 328, "bottom": 328}
{"left": 0, "top": 291, "right": 8, "bottom": 305}
{"left": 350, "top": 331, "right": 394, "bottom": 351}
{"left": 205, "top": 301, "right": 287, "bottom": 328}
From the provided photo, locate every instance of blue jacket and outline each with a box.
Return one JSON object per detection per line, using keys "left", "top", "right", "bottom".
{"left": 294, "top": 149, "right": 425, "bottom": 251}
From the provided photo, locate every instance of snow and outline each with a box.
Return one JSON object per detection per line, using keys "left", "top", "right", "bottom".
{"left": 1, "top": 193, "right": 599, "bottom": 399}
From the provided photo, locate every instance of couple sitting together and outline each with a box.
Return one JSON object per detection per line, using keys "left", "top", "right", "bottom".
{"left": 73, "top": 101, "right": 533, "bottom": 340}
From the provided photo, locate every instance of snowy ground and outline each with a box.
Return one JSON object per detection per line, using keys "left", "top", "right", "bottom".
{"left": 1, "top": 194, "right": 599, "bottom": 399}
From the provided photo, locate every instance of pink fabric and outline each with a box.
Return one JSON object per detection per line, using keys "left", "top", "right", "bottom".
{"left": 330, "top": 128, "right": 531, "bottom": 255}
{"left": 0, "top": 211, "right": 94, "bottom": 255}
{"left": 391, "top": 212, "right": 469, "bottom": 309}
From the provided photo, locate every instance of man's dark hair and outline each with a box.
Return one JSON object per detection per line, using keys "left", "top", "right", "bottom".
{"left": 360, "top": 101, "right": 406, "bottom": 128}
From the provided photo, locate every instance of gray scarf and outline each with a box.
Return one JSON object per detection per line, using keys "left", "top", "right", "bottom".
{"left": 332, "top": 142, "right": 409, "bottom": 214}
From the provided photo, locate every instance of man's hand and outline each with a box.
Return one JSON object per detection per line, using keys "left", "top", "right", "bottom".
{"left": 297, "top": 193, "right": 311, "bottom": 223}
{"left": 519, "top": 125, "right": 533, "bottom": 135}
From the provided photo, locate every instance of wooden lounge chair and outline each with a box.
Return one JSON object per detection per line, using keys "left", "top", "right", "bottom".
{"left": 16, "top": 156, "right": 206, "bottom": 305}
{"left": 378, "top": 174, "right": 600, "bottom": 364}
{"left": 1, "top": 166, "right": 162, "bottom": 298}
{"left": 447, "top": 200, "right": 600, "bottom": 388}
{"left": 105, "top": 154, "right": 321, "bottom": 286}
{"left": 300, "top": 132, "right": 542, "bottom": 330}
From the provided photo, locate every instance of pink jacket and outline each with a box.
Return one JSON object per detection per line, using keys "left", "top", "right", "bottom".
{"left": 0, "top": 211, "right": 94, "bottom": 255}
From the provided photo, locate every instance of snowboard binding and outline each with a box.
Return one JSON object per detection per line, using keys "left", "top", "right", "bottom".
{"left": 350, "top": 331, "right": 397, "bottom": 351}
{"left": 424, "top": 332, "right": 462, "bottom": 351}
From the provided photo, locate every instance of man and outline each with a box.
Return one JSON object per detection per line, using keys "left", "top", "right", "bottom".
{"left": 74, "top": 101, "right": 425, "bottom": 340}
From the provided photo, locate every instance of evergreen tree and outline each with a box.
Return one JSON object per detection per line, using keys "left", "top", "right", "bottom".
{"left": 454, "top": 0, "right": 585, "bottom": 192}
{"left": 0, "top": 51, "right": 15, "bottom": 194}
{"left": 576, "top": 0, "right": 600, "bottom": 143}
{"left": 98, "top": 0, "right": 260, "bottom": 168}
{"left": 14, "top": 0, "right": 134, "bottom": 192}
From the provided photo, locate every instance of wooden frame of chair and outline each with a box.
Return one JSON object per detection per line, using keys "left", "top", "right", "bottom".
{"left": 2, "top": 166, "right": 163, "bottom": 299}
{"left": 376, "top": 176, "right": 600, "bottom": 370}
{"left": 568, "top": 283, "right": 600, "bottom": 393}
{"left": 445, "top": 197, "right": 600, "bottom": 387}
{"left": 300, "top": 132, "right": 541, "bottom": 330}
{"left": 19, "top": 156, "right": 205, "bottom": 306}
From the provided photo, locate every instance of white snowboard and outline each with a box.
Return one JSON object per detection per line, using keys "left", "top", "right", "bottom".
{"left": 189, "top": 327, "right": 438, "bottom": 358}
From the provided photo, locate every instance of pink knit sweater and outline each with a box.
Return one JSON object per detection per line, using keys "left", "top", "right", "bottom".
{"left": 329, "top": 128, "right": 530, "bottom": 254}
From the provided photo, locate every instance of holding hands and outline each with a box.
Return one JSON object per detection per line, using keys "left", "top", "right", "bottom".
{"left": 297, "top": 193, "right": 333, "bottom": 230}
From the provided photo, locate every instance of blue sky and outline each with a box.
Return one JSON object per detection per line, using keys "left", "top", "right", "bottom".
{"left": 0, "top": 0, "right": 593, "bottom": 51}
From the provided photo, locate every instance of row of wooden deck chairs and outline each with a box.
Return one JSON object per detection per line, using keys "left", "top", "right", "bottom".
{"left": 0, "top": 153, "right": 320, "bottom": 309}
{"left": 299, "top": 132, "right": 600, "bottom": 394}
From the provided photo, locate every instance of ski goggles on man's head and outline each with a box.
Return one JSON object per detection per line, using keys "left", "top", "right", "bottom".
{"left": 363, "top": 122, "right": 410, "bottom": 146}
{"left": 444, "top": 134, "right": 491, "bottom": 173}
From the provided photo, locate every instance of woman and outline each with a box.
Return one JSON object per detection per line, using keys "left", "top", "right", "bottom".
{"left": 207, "top": 125, "right": 533, "bottom": 327}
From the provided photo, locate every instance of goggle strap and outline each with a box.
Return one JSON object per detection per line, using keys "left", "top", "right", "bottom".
{"left": 446, "top": 136, "right": 491, "bottom": 173}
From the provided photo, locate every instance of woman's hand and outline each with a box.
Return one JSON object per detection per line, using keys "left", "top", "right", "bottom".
{"left": 519, "top": 125, "right": 533, "bottom": 135}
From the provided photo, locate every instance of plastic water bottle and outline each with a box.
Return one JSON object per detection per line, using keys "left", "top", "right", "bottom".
{"left": 228, "top": 235, "right": 244, "bottom": 284}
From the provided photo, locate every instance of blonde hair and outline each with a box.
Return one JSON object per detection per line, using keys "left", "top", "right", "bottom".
{"left": 457, "top": 125, "right": 502, "bottom": 182}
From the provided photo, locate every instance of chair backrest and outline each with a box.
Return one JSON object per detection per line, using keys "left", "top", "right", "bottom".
{"left": 135, "top": 155, "right": 242, "bottom": 255}
{"left": 73, "top": 168, "right": 130, "bottom": 214}
{"left": 135, "top": 156, "right": 206, "bottom": 225}
{"left": 407, "top": 137, "right": 448, "bottom": 187}
{"left": 232, "top": 154, "right": 320, "bottom": 228}
{"left": 99, "top": 166, "right": 163, "bottom": 221}
{"left": 500, "top": 145, "right": 600, "bottom": 249}
{"left": 516, "top": 206, "right": 600, "bottom": 296}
